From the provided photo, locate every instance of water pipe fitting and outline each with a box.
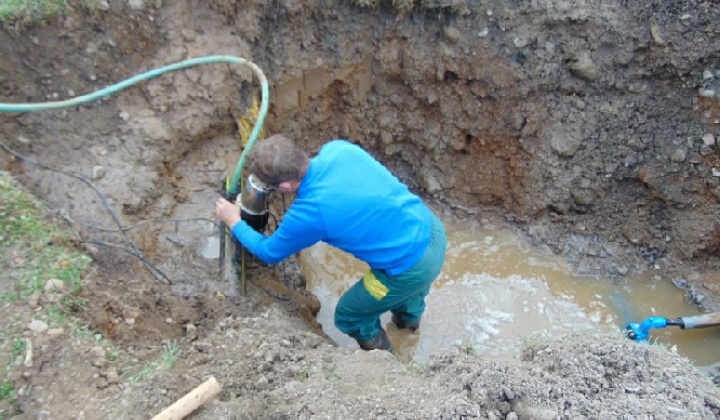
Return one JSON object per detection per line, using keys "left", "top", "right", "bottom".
{"left": 624, "top": 317, "right": 668, "bottom": 342}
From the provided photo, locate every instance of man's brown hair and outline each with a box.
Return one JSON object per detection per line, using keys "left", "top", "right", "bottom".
{"left": 247, "top": 134, "right": 310, "bottom": 187}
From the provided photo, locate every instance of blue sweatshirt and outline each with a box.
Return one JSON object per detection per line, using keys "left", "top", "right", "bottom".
{"left": 231, "top": 140, "right": 432, "bottom": 276}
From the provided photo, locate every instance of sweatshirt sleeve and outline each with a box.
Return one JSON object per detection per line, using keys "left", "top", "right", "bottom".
{"left": 230, "top": 199, "right": 325, "bottom": 264}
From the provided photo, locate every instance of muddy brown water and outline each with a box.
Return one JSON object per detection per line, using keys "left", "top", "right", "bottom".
{"left": 299, "top": 211, "right": 720, "bottom": 368}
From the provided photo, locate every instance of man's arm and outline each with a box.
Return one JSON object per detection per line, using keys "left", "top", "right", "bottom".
{"left": 216, "top": 196, "right": 325, "bottom": 264}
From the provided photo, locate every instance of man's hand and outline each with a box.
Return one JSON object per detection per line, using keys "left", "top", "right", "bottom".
{"left": 215, "top": 197, "right": 241, "bottom": 228}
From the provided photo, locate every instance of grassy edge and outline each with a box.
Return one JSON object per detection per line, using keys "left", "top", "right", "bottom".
{"left": 0, "top": 171, "right": 97, "bottom": 417}
{"left": 0, "top": 0, "right": 100, "bottom": 28}
{"left": 123, "top": 340, "right": 181, "bottom": 384}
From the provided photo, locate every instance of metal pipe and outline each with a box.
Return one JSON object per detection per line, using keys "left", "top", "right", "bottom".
{"left": 679, "top": 312, "right": 720, "bottom": 329}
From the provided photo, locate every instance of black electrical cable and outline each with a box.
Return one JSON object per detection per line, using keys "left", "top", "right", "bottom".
{"left": 81, "top": 240, "right": 172, "bottom": 285}
{"left": 0, "top": 140, "right": 172, "bottom": 284}
{"left": 76, "top": 217, "right": 219, "bottom": 233}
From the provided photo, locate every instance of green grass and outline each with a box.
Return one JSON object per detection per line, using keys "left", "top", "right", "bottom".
{"left": 106, "top": 343, "right": 119, "bottom": 362}
{"left": 0, "top": 172, "right": 91, "bottom": 302}
{"left": 0, "top": 172, "right": 97, "bottom": 416}
{"left": 0, "top": 338, "right": 25, "bottom": 419}
{"left": 402, "top": 361, "right": 427, "bottom": 377}
{"left": 4, "top": 338, "right": 26, "bottom": 377}
{"left": 323, "top": 364, "right": 341, "bottom": 382}
{"left": 0, "top": 381, "right": 15, "bottom": 400}
{"left": 519, "top": 331, "right": 553, "bottom": 350}
{"left": 0, "top": 0, "right": 69, "bottom": 24}
{"left": 463, "top": 343, "right": 478, "bottom": 357}
{"left": 0, "top": 0, "right": 98, "bottom": 27}
{"left": 298, "top": 365, "right": 318, "bottom": 381}
{"left": 125, "top": 340, "right": 181, "bottom": 384}
{"left": 0, "top": 380, "right": 19, "bottom": 419}
{"left": 0, "top": 380, "right": 17, "bottom": 418}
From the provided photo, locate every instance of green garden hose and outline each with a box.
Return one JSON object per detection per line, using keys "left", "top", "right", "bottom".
{"left": 0, "top": 55, "right": 270, "bottom": 294}
{"left": 0, "top": 55, "right": 269, "bottom": 197}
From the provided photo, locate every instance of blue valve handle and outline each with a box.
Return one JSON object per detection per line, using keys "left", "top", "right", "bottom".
{"left": 624, "top": 317, "right": 668, "bottom": 342}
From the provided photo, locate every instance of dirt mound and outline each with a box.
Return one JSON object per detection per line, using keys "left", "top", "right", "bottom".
{"left": 79, "top": 310, "right": 720, "bottom": 419}
{"left": 7, "top": 268, "right": 720, "bottom": 419}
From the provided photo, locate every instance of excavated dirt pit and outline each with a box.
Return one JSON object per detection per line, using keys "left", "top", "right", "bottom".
{"left": 1, "top": 1, "right": 720, "bottom": 419}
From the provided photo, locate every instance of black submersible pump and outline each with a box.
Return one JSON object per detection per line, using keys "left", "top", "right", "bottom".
{"left": 237, "top": 173, "right": 273, "bottom": 232}
{"left": 219, "top": 173, "right": 274, "bottom": 292}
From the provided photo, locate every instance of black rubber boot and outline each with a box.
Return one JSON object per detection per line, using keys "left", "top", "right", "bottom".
{"left": 391, "top": 313, "right": 420, "bottom": 332}
{"left": 356, "top": 327, "right": 392, "bottom": 352}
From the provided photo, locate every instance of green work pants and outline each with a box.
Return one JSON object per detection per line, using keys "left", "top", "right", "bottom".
{"left": 334, "top": 211, "right": 447, "bottom": 341}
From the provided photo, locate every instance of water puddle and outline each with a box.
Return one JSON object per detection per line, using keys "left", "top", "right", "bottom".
{"left": 299, "top": 213, "right": 720, "bottom": 367}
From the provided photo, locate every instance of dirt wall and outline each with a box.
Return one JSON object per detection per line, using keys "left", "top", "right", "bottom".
{"left": 3, "top": 1, "right": 720, "bottom": 307}
{"left": 220, "top": 0, "right": 720, "bottom": 308}
{"left": 1, "top": 1, "right": 720, "bottom": 419}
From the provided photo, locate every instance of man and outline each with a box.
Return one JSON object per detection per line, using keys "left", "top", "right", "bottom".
{"left": 215, "top": 134, "right": 446, "bottom": 352}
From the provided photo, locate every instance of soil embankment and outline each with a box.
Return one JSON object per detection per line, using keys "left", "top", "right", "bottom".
{"left": 0, "top": 1, "right": 719, "bottom": 418}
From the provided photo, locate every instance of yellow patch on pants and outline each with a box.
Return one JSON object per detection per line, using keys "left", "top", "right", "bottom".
{"left": 363, "top": 270, "right": 388, "bottom": 300}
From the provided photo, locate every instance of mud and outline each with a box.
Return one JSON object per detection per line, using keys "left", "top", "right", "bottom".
{"left": 1, "top": 0, "right": 720, "bottom": 418}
